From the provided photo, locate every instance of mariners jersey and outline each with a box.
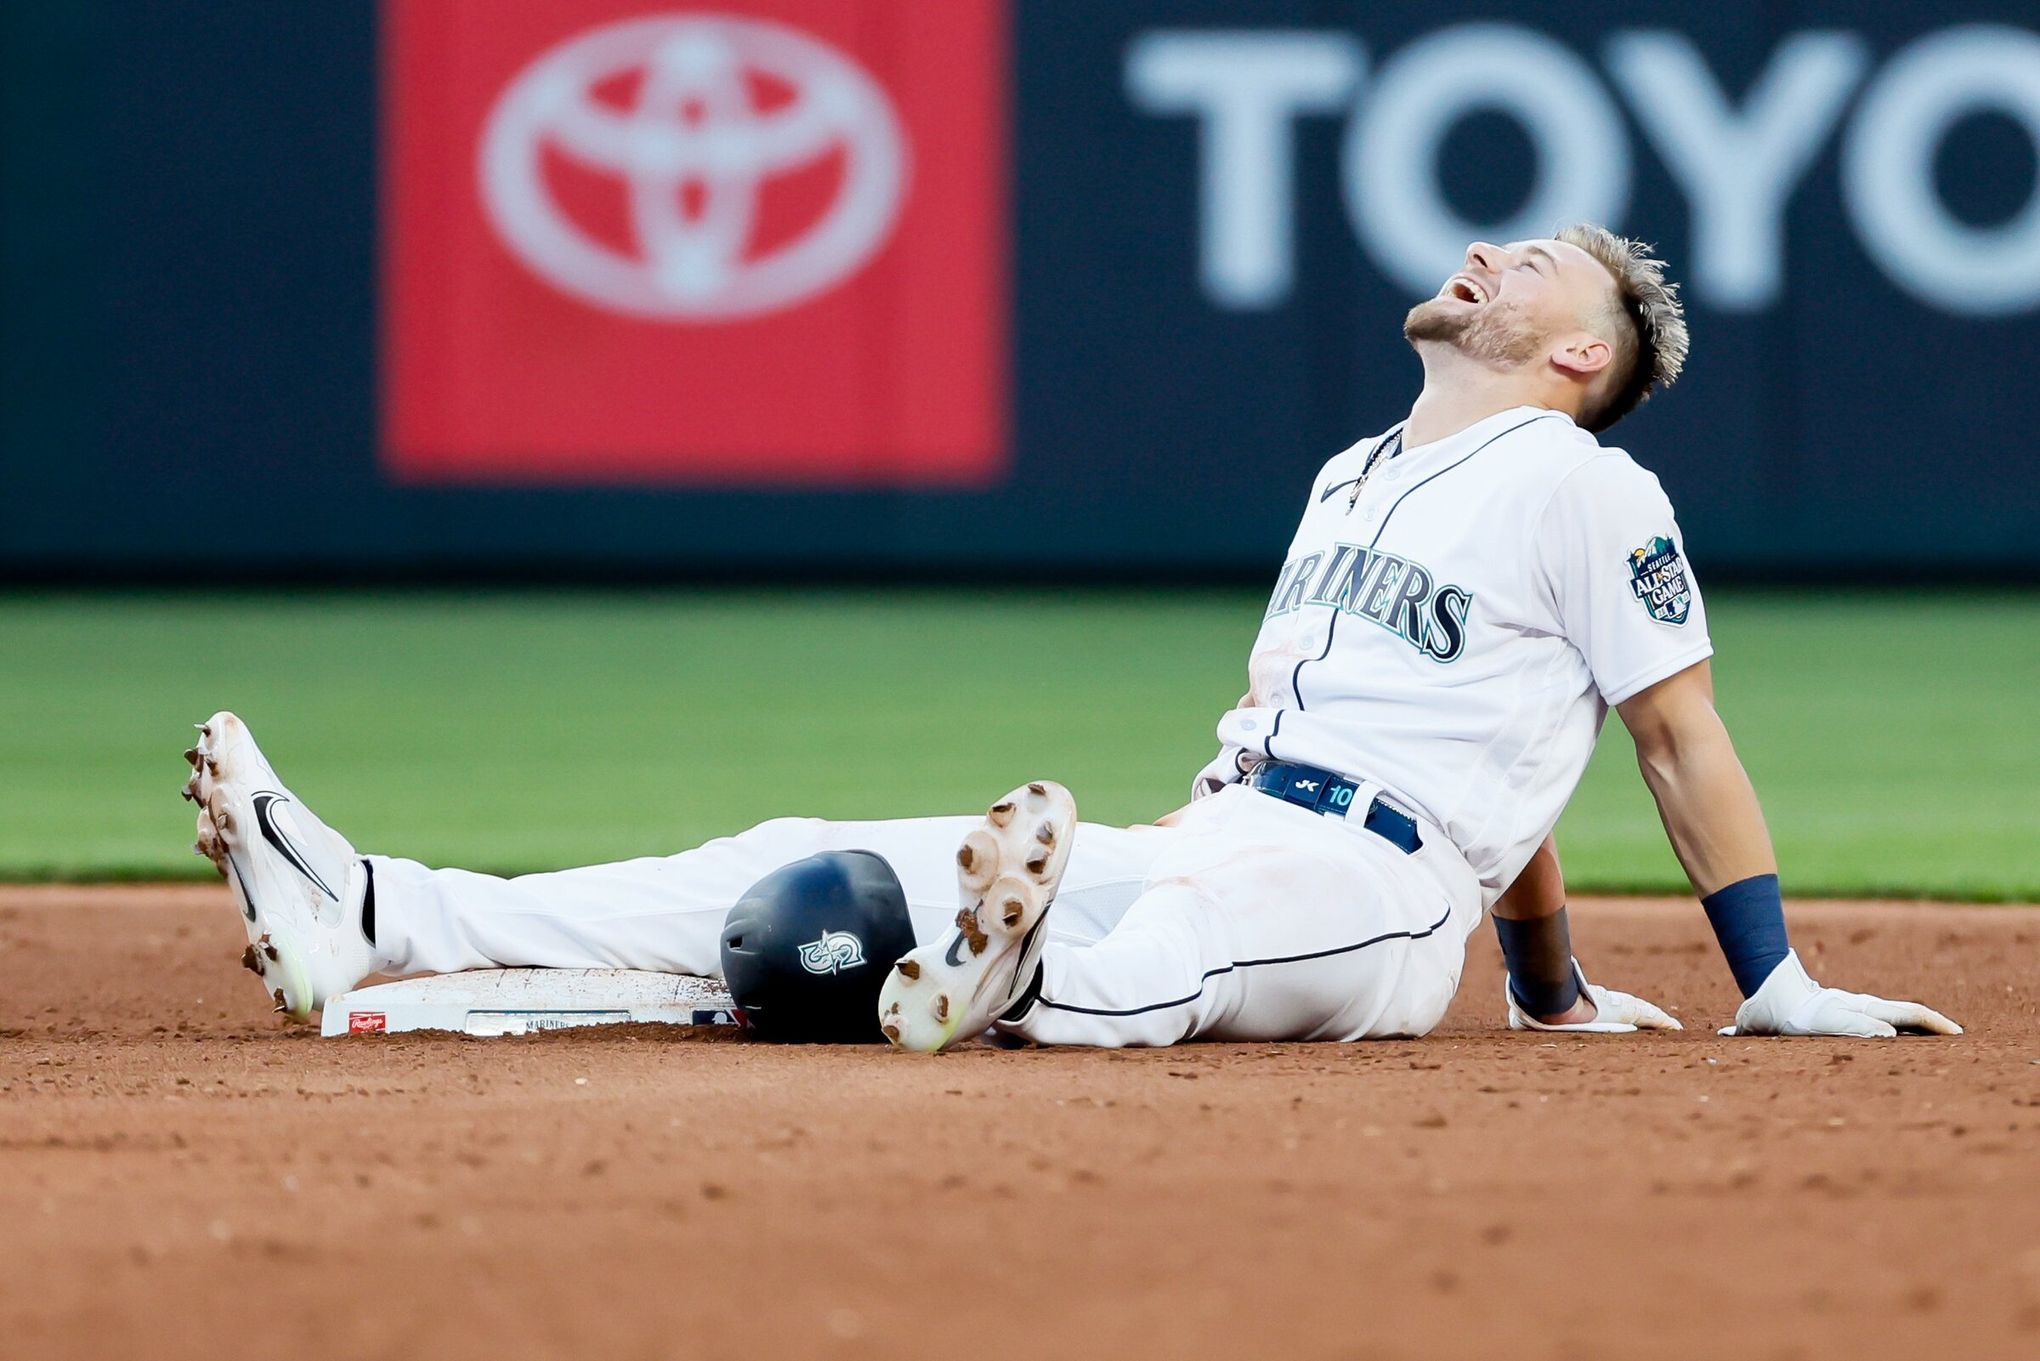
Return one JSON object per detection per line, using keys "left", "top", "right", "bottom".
{"left": 1200, "top": 405, "right": 1712, "bottom": 906}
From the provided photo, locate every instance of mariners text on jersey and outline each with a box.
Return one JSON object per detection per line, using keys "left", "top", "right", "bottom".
{"left": 1264, "top": 544, "right": 1474, "bottom": 663}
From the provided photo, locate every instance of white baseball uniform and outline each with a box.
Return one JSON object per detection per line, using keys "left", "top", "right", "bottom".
{"left": 369, "top": 405, "right": 1709, "bottom": 1049}
{"left": 999, "top": 405, "right": 1711, "bottom": 1046}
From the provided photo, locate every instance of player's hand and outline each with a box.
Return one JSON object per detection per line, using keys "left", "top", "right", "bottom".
{"left": 1506, "top": 960, "right": 1683, "bottom": 1033}
{"left": 1722, "top": 950, "right": 1961, "bottom": 1037}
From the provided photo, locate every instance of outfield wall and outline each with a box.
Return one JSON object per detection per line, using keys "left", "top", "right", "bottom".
{"left": 4, "top": 1, "right": 2039, "bottom": 576}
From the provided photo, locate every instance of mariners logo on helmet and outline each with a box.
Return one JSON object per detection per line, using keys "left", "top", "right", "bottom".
{"left": 797, "top": 930, "right": 868, "bottom": 976}
{"left": 1627, "top": 536, "right": 1693, "bottom": 625}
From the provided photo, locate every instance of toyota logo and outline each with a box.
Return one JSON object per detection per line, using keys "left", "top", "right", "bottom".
{"left": 479, "top": 14, "right": 910, "bottom": 321}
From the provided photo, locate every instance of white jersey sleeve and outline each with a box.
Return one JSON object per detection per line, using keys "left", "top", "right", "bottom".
{"left": 1535, "top": 453, "right": 1713, "bottom": 706}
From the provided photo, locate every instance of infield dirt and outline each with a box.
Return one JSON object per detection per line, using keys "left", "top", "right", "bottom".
{"left": 2, "top": 887, "right": 2034, "bottom": 1361}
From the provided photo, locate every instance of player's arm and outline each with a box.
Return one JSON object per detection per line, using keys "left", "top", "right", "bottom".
{"left": 1492, "top": 835, "right": 1680, "bottom": 1033}
{"left": 1616, "top": 661, "right": 1959, "bottom": 1036}
{"left": 1493, "top": 838, "right": 1580, "bottom": 1020}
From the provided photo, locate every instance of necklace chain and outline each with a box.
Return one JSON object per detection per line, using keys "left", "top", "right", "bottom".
{"left": 1345, "top": 428, "right": 1405, "bottom": 512}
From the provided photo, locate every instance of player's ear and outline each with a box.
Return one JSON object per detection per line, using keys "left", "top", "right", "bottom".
{"left": 1550, "top": 332, "right": 1612, "bottom": 381}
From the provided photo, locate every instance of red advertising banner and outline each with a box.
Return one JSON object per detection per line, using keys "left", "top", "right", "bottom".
{"left": 382, "top": 0, "right": 1008, "bottom": 485}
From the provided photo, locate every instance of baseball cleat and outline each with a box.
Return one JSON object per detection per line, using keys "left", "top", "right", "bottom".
{"left": 876, "top": 780, "right": 1075, "bottom": 1052}
{"left": 184, "top": 712, "right": 375, "bottom": 1022}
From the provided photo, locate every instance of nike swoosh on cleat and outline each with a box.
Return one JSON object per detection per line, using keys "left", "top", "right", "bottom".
{"left": 225, "top": 850, "right": 258, "bottom": 922}
{"left": 252, "top": 792, "right": 338, "bottom": 901}
{"left": 943, "top": 932, "right": 971, "bottom": 969}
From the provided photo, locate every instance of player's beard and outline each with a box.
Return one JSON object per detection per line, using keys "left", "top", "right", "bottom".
{"left": 1402, "top": 297, "right": 1544, "bottom": 368}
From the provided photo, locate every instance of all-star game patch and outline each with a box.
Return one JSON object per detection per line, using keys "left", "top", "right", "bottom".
{"left": 1627, "top": 536, "right": 1692, "bottom": 625}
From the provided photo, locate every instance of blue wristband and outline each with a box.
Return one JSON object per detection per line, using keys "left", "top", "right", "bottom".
{"left": 1701, "top": 873, "right": 1790, "bottom": 997}
{"left": 1493, "top": 908, "right": 1580, "bottom": 1017}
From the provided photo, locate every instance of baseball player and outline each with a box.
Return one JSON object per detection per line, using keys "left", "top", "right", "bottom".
{"left": 182, "top": 224, "right": 1955, "bottom": 1048}
{"left": 873, "top": 226, "right": 1959, "bottom": 1049}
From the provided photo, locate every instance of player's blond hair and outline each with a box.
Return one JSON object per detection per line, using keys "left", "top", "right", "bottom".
{"left": 1556, "top": 224, "right": 1688, "bottom": 433}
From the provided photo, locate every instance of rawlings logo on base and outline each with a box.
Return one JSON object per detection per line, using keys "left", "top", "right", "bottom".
{"left": 347, "top": 1012, "right": 388, "bottom": 1033}
{"left": 797, "top": 930, "right": 867, "bottom": 975}
{"left": 1627, "top": 536, "right": 1692, "bottom": 625}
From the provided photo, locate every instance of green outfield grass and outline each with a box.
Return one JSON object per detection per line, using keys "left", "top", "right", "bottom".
{"left": 0, "top": 589, "right": 2032, "bottom": 898}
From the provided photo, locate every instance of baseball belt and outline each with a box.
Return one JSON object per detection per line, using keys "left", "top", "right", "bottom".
{"left": 1245, "top": 761, "right": 1423, "bottom": 854}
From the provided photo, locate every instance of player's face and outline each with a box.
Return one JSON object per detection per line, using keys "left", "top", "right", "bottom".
{"left": 1403, "top": 238, "right": 1614, "bottom": 370}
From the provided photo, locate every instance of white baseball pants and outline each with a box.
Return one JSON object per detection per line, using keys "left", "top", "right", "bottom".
{"left": 1000, "top": 785, "right": 1483, "bottom": 1046}
{"left": 365, "top": 816, "right": 1172, "bottom": 978}
{"left": 365, "top": 788, "right": 1482, "bottom": 1046}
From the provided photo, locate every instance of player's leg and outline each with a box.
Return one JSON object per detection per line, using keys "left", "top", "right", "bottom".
{"left": 367, "top": 815, "right": 1167, "bottom": 978}
{"left": 182, "top": 710, "right": 1168, "bottom": 1014}
{"left": 997, "top": 787, "right": 1480, "bottom": 1047}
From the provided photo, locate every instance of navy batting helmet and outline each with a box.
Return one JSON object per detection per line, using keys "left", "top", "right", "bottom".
{"left": 720, "top": 850, "right": 916, "bottom": 1043}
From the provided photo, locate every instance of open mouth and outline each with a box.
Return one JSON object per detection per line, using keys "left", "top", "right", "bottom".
{"left": 1445, "top": 275, "right": 1488, "bottom": 305}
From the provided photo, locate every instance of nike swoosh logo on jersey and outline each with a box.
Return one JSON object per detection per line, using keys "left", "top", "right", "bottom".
{"left": 252, "top": 791, "right": 339, "bottom": 901}
{"left": 1319, "top": 476, "right": 1362, "bottom": 503}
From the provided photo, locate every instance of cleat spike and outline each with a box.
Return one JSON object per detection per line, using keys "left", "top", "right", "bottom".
{"left": 954, "top": 906, "right": 989, "bottom": 956}
{"left": 1025, "top": 852, "right": 1049, "bottom": 875}
{"left": 1001, "top": 896, "right": 1024, "bottom": 928}
{"left": 205, "top": 757, "right": 219, "bottom": 777}
{"left": 988, "top": 800, "right": 1015, "bottom": 826}
{"left": 184, "top": 748, "right": 200, "bottom": 767}
{"left": 1035, "top": 821, "right": 1055, "bottom": 846}
{"left": 896, "top": 959, "right": 920, "bottom": 980}
{"left": 881, "top": 1023, "right": 900, "bottom": 1043}
{"left": 934, "top": 994, "right": 950, "bottom": 1023}
{"left": 1027, "top": 782, "right": 1047, "bottom": 796}
{"left": 956, "top": 831, "right": 999, "bottom": 892}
